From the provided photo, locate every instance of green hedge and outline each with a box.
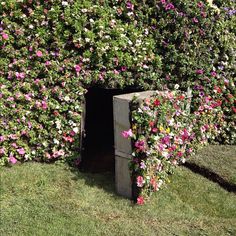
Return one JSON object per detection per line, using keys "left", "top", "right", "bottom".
{"left": 0, "top": 0, "right": 235, "bottom": 165}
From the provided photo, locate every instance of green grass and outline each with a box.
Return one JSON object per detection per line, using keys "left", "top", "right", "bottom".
{"left": 187, "top": 145, "right": 236, "bottom": 185}
{"left": 1, "top": 146, "right": 236, "bottom": 236}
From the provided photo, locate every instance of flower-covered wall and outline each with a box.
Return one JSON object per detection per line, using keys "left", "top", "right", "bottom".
{"left": 123, "top": 89, "right": 224, "bottom": 204}
{"left": 0, "top": 0, "right": 235, "bottom": 165}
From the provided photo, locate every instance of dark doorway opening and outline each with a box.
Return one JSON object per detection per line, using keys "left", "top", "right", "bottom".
{"left": 80, "top": 87, "right": 142, "bottom": 173}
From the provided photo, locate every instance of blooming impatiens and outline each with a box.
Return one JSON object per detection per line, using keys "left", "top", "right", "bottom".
{"left": 123, "top": 89, "right": 224, "bottom": 203}
{"left": 0, "top": 0, "right": 234, "bottom": 170}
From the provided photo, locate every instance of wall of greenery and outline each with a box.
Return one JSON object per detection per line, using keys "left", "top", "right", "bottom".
{"left": 0, "top": 0, "right": 235, "bottom": 166}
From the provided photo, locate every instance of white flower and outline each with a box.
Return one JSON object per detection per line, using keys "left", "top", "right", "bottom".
{"left": 53, "top": 139, "right": 60, "bottom": 145}
{"left": 174, "top": 84, "right": 180, "bottom": 90}
{"left": 73, "top": 127, "right": 79, "bottom": 133}
{"left": 64, "top": 96, "right": 70, "bottom": 102}
{"left": 55, "top": 120, "right": 61, "bottom": 129}
{"left": 62, "top": 1, "right": 69, "bottom": 6}
{"left": 42, "top": 141, "right": 47, "bottom": 147}
{"left": 162, "top": 151, "right": 169, "bottom": 158}
{"left": 85, "top": 38, "right": 90, "bottom": 43}
{"left": 81, "top": 9, "right": 88, "bottom": 13}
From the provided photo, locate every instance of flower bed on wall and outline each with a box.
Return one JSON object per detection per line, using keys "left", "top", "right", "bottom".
{"left": 123, "top": 90, "right": 224, "bottom": 204}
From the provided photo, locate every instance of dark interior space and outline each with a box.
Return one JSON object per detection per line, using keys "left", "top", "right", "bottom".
{"left": 80, "top": 87, "right": 142, "bottom": 173}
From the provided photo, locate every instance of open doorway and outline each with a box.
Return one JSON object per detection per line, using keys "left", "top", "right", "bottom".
{"left": 80, "top": 87, "right": 141, "bottom": 173}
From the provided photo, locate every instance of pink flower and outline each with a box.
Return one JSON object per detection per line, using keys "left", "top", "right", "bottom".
{"left": 9, "top": 156, "right": 17, "bottom": 164}
{"left": 41, "top": 101, "right": 48, "bottom": 110}
{"left": 45, "top": 61, "right": 51, "bottom": 66}
{"left": 196, "top": 69, "right": 204, "bottom": 74}
{"left": 140, "top": 162, "right": 146, "bottom": 169}
{"left": 137, "top": 176, "right": 145, "bottom": 187}
{"left": 197, "top": 2, "right": 204, "bottom": 8}
{"left": 0, "top": 148, "right": 5, "bottom": 155}
{"left": 63, "top": 135, "right": 74, "bottom": 143}
{"left": 74, "top": 158, "right": 81, "bottom": 166}
{"left": 122, "top": 129, "right": 133, "bottom": 138}
{"left": 192, "top": 17, "right": 199, "bottom": 23}
{"left": 121, "top": 66, "right": 127, "bottom": 72}
{"left": 75, "top": 64, "right": 81, "bottom": 73}
{"left": 9, "top": 134, "right": 18, "bottom": 140}
{"left": 45, "top": 152, "right": 51, "bottom": 159}
{"left": 24, "top": 94, "right": 32, "bottom": 101}
{"left": 36, "top": 50, "right": 43, "bottom": 57}
{"left": 137, "top": 196, "right": 144, "bottom": 205}
{"left": 17, "top": 148, "right": 25, "bottom": 155}
{"left": 58, "top": 149, "right": 65, "bottom": 156}
{"left": 211, "top": 71, "right": 217, "bottom": 77}
{"left": 28, "top": 121, "right": 32, "bottom": 129}
{"left": 0, "top": 136, "right": 5, "bottom": 142}
{"left": 113, "top": 69, "right": 119, "bottom": 75}
{"left": 1, "top": 32, "right": 9, "bottom": 40}
{"left": 150, "top": 178, "right": 159, "bottom": 191}
{"left": 15, "top": 72, "right": 25, "bottom": 79}
{"left": 11, "top": 143, "right": 18, "bottom": 148}
{"left": 52, "top": 150, "right": 65, "bottom": 158}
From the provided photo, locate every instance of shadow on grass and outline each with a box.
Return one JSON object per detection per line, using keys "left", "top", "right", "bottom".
{"left": 184, "top": 162, "right": 236, "bottom": 193}
{"left": 65, "top": 159, "right": 121, "bottom": 198}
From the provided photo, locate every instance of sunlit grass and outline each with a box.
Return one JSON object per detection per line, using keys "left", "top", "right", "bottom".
{"left": 0, "top": 145, "right": 236, "bottom": 236}
{"left": 187, "top": 145, "right": 236, "bottom": 185}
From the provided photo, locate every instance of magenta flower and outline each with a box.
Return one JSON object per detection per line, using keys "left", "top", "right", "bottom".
{"left": 17, "top": 148, "right": 25, "bottom": 155}
{"left": 75, "top": 64, "right": 81, "bottom": 73}
{"left": 137, "top": 176, "right": 145, "bottom": 187}
{"left": 36, "top": 50, "right": 43, "bottom": 57}
{"left": 135, "top": 140, "right": 145, "bottom": 151}
{"left": 161, "top": 135, "right": 170, "bottom": 145}
{"left": 122, "top": 129, "right": 133, "bottom": 138}
{"left": 126, "top": 1, "right": 134, "bottom": 11}
{"left": 165, "top": 3, "right": 175, "bottom": 10}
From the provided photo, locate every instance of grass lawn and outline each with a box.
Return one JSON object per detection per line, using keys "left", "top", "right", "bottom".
{"left": 1, "top": 146, "right": 236, "bottom": 236}
{"left": 187, "top": 145, "right": 236, "bottom": 185}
